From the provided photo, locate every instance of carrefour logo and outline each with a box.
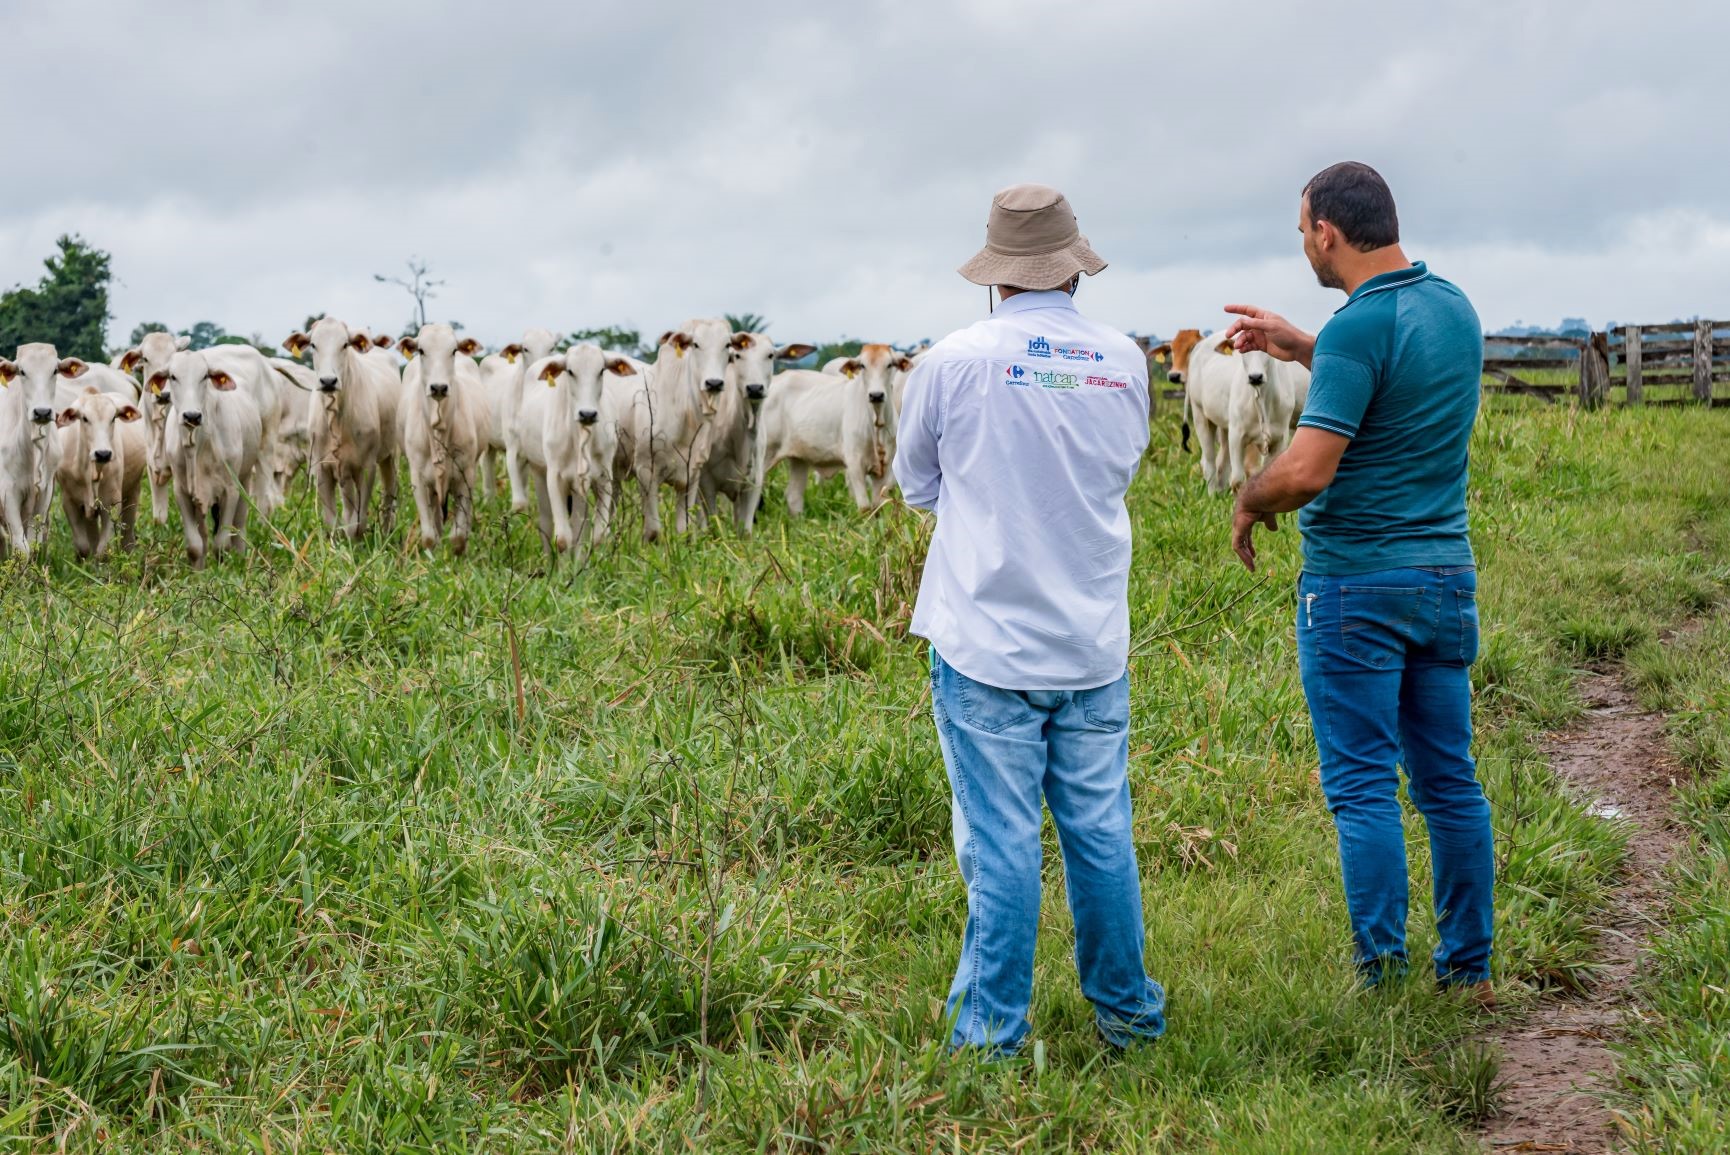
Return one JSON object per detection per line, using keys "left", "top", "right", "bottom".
{"left": 1027, "top": 336, "right": 1051, "bottom": 358}
{"left": 1004, "top": 364, "right": 1030, "bottom": 386}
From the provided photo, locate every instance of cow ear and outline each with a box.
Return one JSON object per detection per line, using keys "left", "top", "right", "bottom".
{"left": 147, "top": 370, "right": 170, "bottom": 394}
{"left": 606, "top": 357, "right": 636, "bottom": 376}
{"left": 283, "top": 332, "right": 310, "bottom": 356}
{"left": 893, "top": 356, "right": 914, "bottom": 372}
{"left": 538, "top": 360, "right": 563, "bottom": 385}
{"left": 398, "top": 337, "right": 418, "bottom": 359}
{"left": 118, "top": 405, "right": 142, "bottom": 422}
{"left": 119, "top": 349, "right": 144, "bottom": 374}
{"left": 500, "top": 343, "right": 525, "bottom": 364}
{"left": 1215, "top": 339, "right": 1234, "bottom": 355}
{"left": 175, "top": 335, "right": 192, "bottom": 351}
{"left": 57, "top": 357, "right": 89, "bottom": 378}
{"left": 349, "top": 332, "right": 372, "bottom": 352}
{"left": 372, "top": 334, "right": 395, "bottom": 350}
{"left": 55, "top": 407, "right": 78, "bottom": 428}
{"left": 209, "top": 370, "right": 236, "bottom": 391}
{"left": 1150, "top": 343, "right": 1170, "bottom": 364}
{"left": 0, "top": 359, "right": 16, "bottom": 385}
{"left": 729, "top": 332, "right": 753, "bottom": 351}
{"left": 776, "top": 343, "right": 816, "bottom": 361}
{"left": 839, "top": 360, "right": 863, "bottom": 378}
{"left": 455, "top": 337, "right": 482, "bottom": 357}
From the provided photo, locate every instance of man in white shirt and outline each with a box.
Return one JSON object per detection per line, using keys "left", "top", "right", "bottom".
{"left": 894, "top": 184, "right": 1165, "bottom": 1053}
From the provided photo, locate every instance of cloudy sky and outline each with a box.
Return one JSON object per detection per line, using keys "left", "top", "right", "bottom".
{"left": 4, "top": 0, "right": 1726, "bottom": 351}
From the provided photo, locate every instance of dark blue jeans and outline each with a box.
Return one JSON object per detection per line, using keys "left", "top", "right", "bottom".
{"left": 1296, "top": 566, "right": 1494, "bottom": 986}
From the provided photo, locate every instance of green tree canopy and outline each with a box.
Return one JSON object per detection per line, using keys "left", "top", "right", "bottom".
{"left": 814, "top": 339, "right": 865, "bottom": 367}
{"left": 725, "top": 312, "right": 770, "bottom": 335}
{"left": 128, "top": 320, "right": 170, "bottom": 347}
{"left": 0, "top": 235, "right": 112, "bottom": 360}
{"left": 180, "top": 320, "right": 228, "bottom": 351}
{"left": 568, "top": 326, "right": 652, "bottom": 359}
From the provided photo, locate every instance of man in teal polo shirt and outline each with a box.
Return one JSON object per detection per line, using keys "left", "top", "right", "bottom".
{"left": 1222, "top": 161, "right": 1493, "bottom": 1004}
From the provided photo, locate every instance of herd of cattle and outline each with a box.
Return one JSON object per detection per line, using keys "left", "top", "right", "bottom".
{"left": 0, "top": 317, "right": 1307, "bottom": 567}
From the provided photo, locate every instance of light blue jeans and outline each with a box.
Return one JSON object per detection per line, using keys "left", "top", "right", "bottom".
{"left": 1296, "top": 566, "right": 1495, "bottom": 987}
{"left": 930, "top": 649, "right": 1166, "bottom": 1052}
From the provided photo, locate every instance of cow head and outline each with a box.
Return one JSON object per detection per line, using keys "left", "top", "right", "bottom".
{"left": 120, "top": 331, "right": 192, "bottom": 388}
{"left": 726, "top": 333, "right": 814, "bottom": 424}
{"left": 1211, "top": 336, "right": 1271, "bottom": 388}
{"left": 834, "top": 343, "right": 911, "bottom": 428}
{"left": 658, "top": 318, "right": 733, "bottom": 416}
{"left": 6, "top": 343, "right": 89, "bottom": 427}
{"left": 56, "top": 385, "right": 140, "bottom": 474}
{"left": 286, "top": 317, "right": 372, "bottom": 394}
{"left": 398, "top": 324, "right": 477, "bottom": 402}
{"left": 540, "top": 343, "right": 637, "bottom": 428}
{"left": 1150, "top": 329, "right": 1203, "bottom": 385}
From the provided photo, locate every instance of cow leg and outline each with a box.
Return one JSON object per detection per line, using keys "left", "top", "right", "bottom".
{"left": 844, "top": 460, "right": 874, "bottom": 512}
{"left": 413, "top": 474, "right": 442, "bottom": 551}
{"left": 476, "top": 447, "right": 496, "bottom": 501}
{"left": 1227, "top": 423, "right": 1249, "bottom": 493}
{"left": 315, "top": 462, "right": 340, "bottom": 533}
{"left": 93, "top": 509, "right": 115, "bottom": 559}
{"left": 61, "top": 496, "right": 92, "bottom": 559}
{"left": 176, "top": 490, "right": 206, "bottom": 568}
{"left": 785, "top": 461, "right": 810, "bottom": 518}
{"left": 637, "top": 463, "right": 662, "bottom": 544}
{"left": 1193, "top": 413, "right": 1222, "bottom": 494}
{"left": 1, "top": 487, "right": 31, "bottom": 558}
{"left": 505, "top": 444, "right": 529, "bottom": 514}
{"left": 339, "top": 467, "right": 365, "bottom": 541}
{"left": 356, "top": 463, "right": 377, "bottom": 538}
{"left": 448, "top": 468, "right": 474, "bottom": 556}
{"left": 150, "top": 470, "right": 171, "bottom": 526}
{"left": 547, "top": 468, "right": 575, "bottom": 553}
{"left": 590, "top": 471, "right": 616, "bottom": 546}
{"left": 226, "top": 488, "right": 251, "bottom": 555}
{"left": 119, "top": 485, "right": 140, "bottom": 551}
{"left": 378, "top": 454, "right": 400, "bottom": 535}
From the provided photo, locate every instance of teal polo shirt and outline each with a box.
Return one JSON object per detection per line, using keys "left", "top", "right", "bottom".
{"left": 1297, "top": 261, "right": 1483, "bottom": 576}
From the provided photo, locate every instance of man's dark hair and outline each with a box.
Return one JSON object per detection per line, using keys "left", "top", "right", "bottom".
{"left": 1302, "top": 162, "right": 1399, "bottom": 251}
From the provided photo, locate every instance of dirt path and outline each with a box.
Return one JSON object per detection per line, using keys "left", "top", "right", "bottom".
{"left": 1480, "top": 671, "right": 1686, "bottom": 1153}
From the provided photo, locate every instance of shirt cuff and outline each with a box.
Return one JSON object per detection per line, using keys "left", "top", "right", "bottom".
{"left": 1297, "top": 413, "right": 1358, "bottom": 439}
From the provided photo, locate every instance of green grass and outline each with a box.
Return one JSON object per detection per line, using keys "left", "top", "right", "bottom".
{"left": 1, "top": 404, "right": 1726, "bottom": 1152}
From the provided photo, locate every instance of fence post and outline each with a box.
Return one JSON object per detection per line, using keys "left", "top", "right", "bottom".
{"left": 1579, "top": 332, "right": 1609, "bottom": 409}
{"left": 1694, "top": 319, "right": 1714, "bottom": 403}
{"left": 1623, "top": 325, "right": 1642, "bottom": 406}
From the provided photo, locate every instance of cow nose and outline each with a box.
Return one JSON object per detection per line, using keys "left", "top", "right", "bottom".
{"left": 1167, "top": 371, "right": 1183, "bottom": 384}
{"left": 745, "top": 383, "right": 766, "bottom": 400}
{"left": 868, "top": 391, "right": 886, "bottom": 404}
{"left": 428, "top": 382, "right": 450, "bottom": 398}
{"left": 93, "top": 448, "right": 113, "bottom": 464}
{"left": 703, "top": 377, "right": 725, "bottom": 392}
{"left": 1247, "top": 373, "right": 1265, "bottom": 386}
{"left": 31, "top": 407, "right": 53, "bottom": 424}
{"left": 319, "top": 376, "right": 338, "bottom": 392}
{"left": 182, "top": 410, "right": 203, "bottom": 427}
{"left": 577, "top": 409, "right": 598, "bottom": 425}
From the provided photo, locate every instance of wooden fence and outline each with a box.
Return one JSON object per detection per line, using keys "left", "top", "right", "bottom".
{"left": 1478, "top": 319, "right": 1729, "bottom": 408}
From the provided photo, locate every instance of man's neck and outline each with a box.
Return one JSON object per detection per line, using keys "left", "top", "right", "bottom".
{"left": 1337, "top": 245, "right": 1413, "bottom": 297}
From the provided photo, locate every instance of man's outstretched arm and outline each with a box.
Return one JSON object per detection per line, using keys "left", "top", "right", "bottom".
{"left": 1230, "top": 427, "right": 1350, "bottom": 571}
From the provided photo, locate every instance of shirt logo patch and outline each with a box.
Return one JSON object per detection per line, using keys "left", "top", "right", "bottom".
{"left": 1027, "top": 336, "right": 1051, "bottom": 358}
{"left": 1004, "top": 364, "right": 1030, "bottom": 386}
{"left": 1055, "top": 345, "right": 1106, "bottom": 362}
{"left": 1032, "top": 369, "right": 1079, "bottom": 389}
{"left": 1083, "top": 374, "right": 1128, "bottom": 389}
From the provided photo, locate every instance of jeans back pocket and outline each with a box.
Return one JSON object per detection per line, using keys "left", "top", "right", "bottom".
{"left": 1339, "top": 586, "right": 1423, "bottom": 669}
{"left": 1455, "top": 589, "right": 1480, "bottom": 665}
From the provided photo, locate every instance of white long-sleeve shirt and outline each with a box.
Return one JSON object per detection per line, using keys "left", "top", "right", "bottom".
{"left": 893, "top": 290, "right": 1150, "bottom": 690}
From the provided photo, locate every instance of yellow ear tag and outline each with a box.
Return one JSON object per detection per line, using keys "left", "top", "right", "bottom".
{"left": 844, "top": 367, "right": 858, "bottom": 379}
{"left": 505, "top": 352, "right": 518, "bottom": 364}
{"left": 676, "top": 346, "right": 685, "bottom": 358}
{"left": 1152, "top": 350, "right": 1167, "bottom": 364}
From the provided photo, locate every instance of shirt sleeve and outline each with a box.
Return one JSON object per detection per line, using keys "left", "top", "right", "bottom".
{"left": 1297, "top": 351, "right": 1377, "bottom": 439}
{"left": 893, "top": 357, "right": 944, "bottom": 509}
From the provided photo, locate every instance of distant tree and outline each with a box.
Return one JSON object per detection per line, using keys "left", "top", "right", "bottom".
{"left": 725, "top": 312, "right": 770, "bottom": 335}
{"left": 375, "top": 257, "right": 444, "bottom": 332}
{"left": 0, "top": 234, "right": 112, "bottom": 360}
{"left": 814, "top": 338, "right": 865, "bottom": 367}
{"left": 568, "top": 325, "right": 652, "bottom": 359}
{"left": 302, "top": 312, "right": 326, "bottom": 332}
{"left": 128, "top": 320, "right": 170, "bottom": 347}
{"left": 179, "top": 320, "right": 228, "bottom": 350}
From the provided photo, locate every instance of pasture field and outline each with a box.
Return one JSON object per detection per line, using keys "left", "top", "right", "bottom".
{"left": 0, "top": 404, "right": 1726, "bottom": 1152}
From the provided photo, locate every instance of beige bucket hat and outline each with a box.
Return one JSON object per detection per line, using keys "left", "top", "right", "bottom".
{"left": 958, "top": 183, "right": 1108, "bottom": 290}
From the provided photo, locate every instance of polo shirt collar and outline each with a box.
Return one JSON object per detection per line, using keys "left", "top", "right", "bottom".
{"left": 1338, "top": 261, "right": 1430, "bottom": 311}
{"left": 993, "top": 289, "right": 1079, "bottom": 317}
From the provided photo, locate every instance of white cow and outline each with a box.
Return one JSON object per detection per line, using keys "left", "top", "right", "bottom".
{"left": 54, "top": 386, "right": 146, "bottom": 558}
{"left": 1185, "top": 337, "right": 1310, "bottom": 493}
{"left": 153, "top": 350, "right": 264, "bottom": 567}
{"left": 764, "top": 343, "right": 908, "bottom": 514}
{"left": 0, "top": 344, "right": 85, "bottom": 556}
{"left": 697, "top": 332, "right": 815, "bottom": 535}
{"left": 398, "top": 324, "right": 485, "bottom": 554}
{"left": 625, "top": 318, "right": 734, "bottom": 542}
{"left": 477, "top": 327, "right": 558, "bottom": 510}
{"left": 265, "top": 357, "right": 319, "bottom": 496}
{"left": 120, "top": 333, "right": 287, "bottom": 517}
{"left": 516, "top": 344, "right": 645, "bottom": 554}
{"left": 282, "top": 319, "right": 403, "bottom": 540}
